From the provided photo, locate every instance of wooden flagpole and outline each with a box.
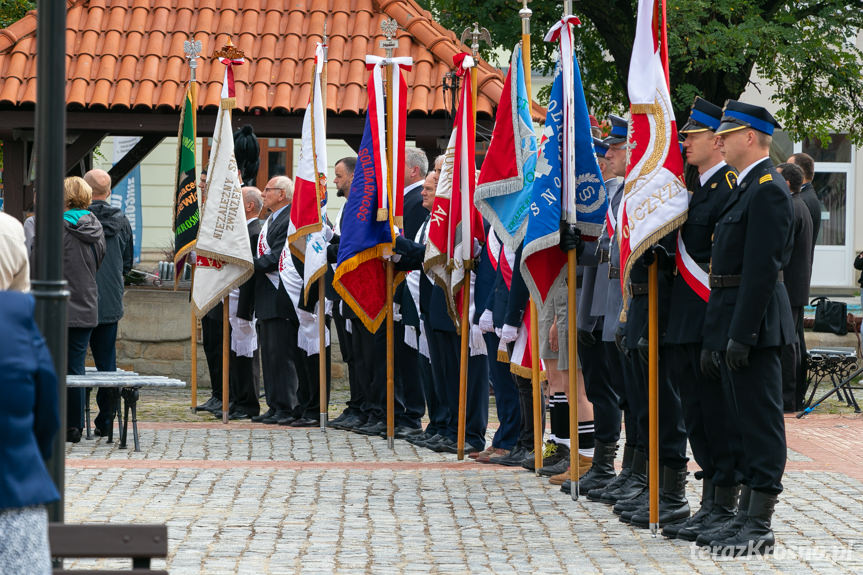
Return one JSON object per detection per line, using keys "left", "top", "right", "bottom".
{"left": 184, "top": 39, "right": 201, "bottom": 413}
{"left": 381, "top": 19, "right": 399, "bottom": 450}
{"left": 647, "top": 0, "right": 669, "bottom": 535}
{"left": 561, "top": 0, "right": 581, "bottom": 501}
{"left": 456, "top": 23, "right": 490, "bottom": 461}
{"left": 318, "top": 25, "right": 329, "bottom": 431}
{"left": 516, "top": 4, "right": 542, "bottom": 477}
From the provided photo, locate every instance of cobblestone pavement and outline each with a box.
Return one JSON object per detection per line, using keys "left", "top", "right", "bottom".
{"left": 63, "top": 411, "right": 863, "bottom": 574}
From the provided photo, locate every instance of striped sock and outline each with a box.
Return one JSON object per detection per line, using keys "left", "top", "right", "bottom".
{"left": 548, "top": 392, "right": 570, "bottom": 448}
{"left": 578, "top": 420, "right": 595, "bottom": 457}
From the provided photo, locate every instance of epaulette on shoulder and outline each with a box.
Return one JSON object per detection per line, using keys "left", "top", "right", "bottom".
{"left": 759, "top": 174, "right": 773, "bottom": 184}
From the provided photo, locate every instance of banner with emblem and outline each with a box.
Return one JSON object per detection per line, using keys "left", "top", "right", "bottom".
{"left": 618, "top": 0, "right": 688, "bottom": 303}
{"left": 475, "top": 43, "right": 536, "bottom": 251}
{"left": 332, "top": 60, "right": 407, "bottom": 332}
{"left": 423, "top": 53, "right": 486, "bottom": 328}
{"left": 191, "top": 100, "right": 253, "bottom": 317}
{"left": 520, "top": 30, "right": 607, "bottom": 307}
{"left": 173, "top": 87, "right": 199, "bottom": 277}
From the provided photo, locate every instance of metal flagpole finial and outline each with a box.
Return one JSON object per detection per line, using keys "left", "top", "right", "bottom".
{"left": 380, "top": 18, "right": 399, "bottom": 58}
{"left": 519, "top": 0, "right": 532, "bottom": 35}
{"left": 562, "top": 0, "right": 573, "bottom": 16}
{"left": 184, "top": 38, "right": 203, "bottom": 82}
{"left": 323, "top": 21, "right": 329, "bottom": 60}
{"left": 460, "top": 22, "right": 491, "bottom": 58}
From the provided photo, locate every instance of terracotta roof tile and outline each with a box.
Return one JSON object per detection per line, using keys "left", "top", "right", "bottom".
{"left": 0, "top": 0, "right": 544, "bottom": 121}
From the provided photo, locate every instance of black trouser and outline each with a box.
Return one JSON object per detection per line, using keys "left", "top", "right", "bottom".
{"left": 619, "top": 348, "right": 641, "bottom": 449}
{"left": 515, "top": 375, "right": 535, "bottom": 451}
{"left": 396, "top": 321, "right": 425, "bottom": 428}
{"left": 89, "top": 322, "right": 119, "bottom": 432}
{"left": 667, "top": 343, "right": 740, "bottom": 486}
{"left": 629, "top": 350, "right": 688, "bottom": 469}
{"left": 723, "top": 346, "right": 786, "bottom": 495}
{"left": 421, "top": 319, "right": 449, "bottom": 437}
{"left": 351, "top": 321, "right": 376, "bottom": 421}
{"left": 794, "top": 306, "right": 807, "bottom": 409}
{"left": 201, "top": 314, "right": 223, "bottom": 401}
{"left": 580, "top": 331, "right": 622, "bottom": 444}
{"left": 427, "top": 328, "right": 459, "bottom": 440}
{"left": 780, "top": 306, "right": 803, "bottom": 412}
{"left": 229, "top": 348, "right": 261, "bottom": 416}
{"left": 258, "top": 318, "right": 299, "bottom": 413}
{"left": 294, "top": 340, "right": 332, "bottom": 419}
{"left": 333, "top": 304, "right": 363, "bottom": 417}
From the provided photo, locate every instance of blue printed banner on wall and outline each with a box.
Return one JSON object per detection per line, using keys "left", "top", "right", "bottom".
{"left": 111, "top": 136, "right": 142, "bottom": 263}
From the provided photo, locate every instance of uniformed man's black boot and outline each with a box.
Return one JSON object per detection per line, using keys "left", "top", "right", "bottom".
{"left": 617, "top": 489, "right": 648, "bottom": 522}
{"left": 664, "top": 478, "right": 714, "bottom": 539}
{"left": 588, "top": 443, "right": 634, "bottom": 501}
{"left": 575, "top": 440, "right": 617, "bottom": 495}
{"left": 606, "top": 448, "right": 647, "bottom": 506}
{"left": 629, "top": 465, "right": 690, "bottom": 528}
{"left": 710, "top": 490, "right": 777, "bottom": 557}
{"left": 678, "top": 483, "right": 738, "bottom": 542}
{"left": 696, "top": 485, "right": 750, "bottom": 547}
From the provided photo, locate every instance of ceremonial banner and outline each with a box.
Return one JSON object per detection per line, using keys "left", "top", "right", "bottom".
{"left": 173, "top": 87, "right": 199, "bottom": 276}
{"left": 520, "top": 28, "right": 607, "bottom": 307}
{"left": 618, "top": 0, "right": 688, "bottom": 297}
{"left": 289, "top": 43, "right": 328, "bottom": 244}
{"left": 424, "top": 53, "right": 485, "bottom": 328}
{"left": 191, "top": 103, "right": 253, "bottom": 317}
{"left": 332, "top": 100, "right": 403, "bottom": 332}
{"left": 475, "top": 43, "right": 537, "bottom": 250}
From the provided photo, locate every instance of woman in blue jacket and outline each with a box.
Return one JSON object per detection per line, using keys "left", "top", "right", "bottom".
{"left": 0, "top": 291, "right": 60, "bottom": 574}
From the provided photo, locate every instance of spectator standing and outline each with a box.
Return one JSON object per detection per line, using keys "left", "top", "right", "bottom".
{"left": 0, "top": 291, "right": 60, "bottom": 575}
{"left": 84, "top": 169, "right": 133, "bottom": 435}
{"left": 57, "top": 176, "right": 105, "bottom": 442}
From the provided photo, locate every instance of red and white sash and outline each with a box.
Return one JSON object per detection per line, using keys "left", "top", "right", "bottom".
{"left": 675, "top": 231, "right": 710, "bottom": 302}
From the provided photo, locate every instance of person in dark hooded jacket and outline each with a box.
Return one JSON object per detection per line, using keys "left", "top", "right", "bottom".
{"left": 85, "top": 169, "right": 133, "bottom": 436}
{"left": 61, "top": 177, "right": 105, "bottom": 442}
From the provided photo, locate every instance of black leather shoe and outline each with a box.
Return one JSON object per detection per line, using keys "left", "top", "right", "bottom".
{"left": 251, "top": 408, "right": 275, "bottom": 423}
{"left": 430, "top": 437, "right": 458, "bottom": 453}
{"left": 277, "top": 415, "right": 298, "bottom": 426}
{"left": 488, "top": 446, "right": 529, "bottom": 466}
{"left": 709, "top": 490, "right": 777, "bottom": 557}
{"left": 328, "top": 412, "right": 350, "bottom": 426}
{"left": 338, "top": 415, "right": 368, "bottom": 431}
{"left": 415, "top": 433, "right": 445, "bottom": 449}
{"left": 696, "top": 485, "right": 748, "bottom": 547}
{"left": 291, "top": 417, "right": 319, "bottom": 427}
{"left": 394, "top": 426, "right": 423, "bottom": 440}
{"left": 66, "top": 427, "right": 82, "bottom": 443}
{"left": 229, "top": 411, "right": 251, "bottom": 421}
{"left": 406, "top": 431, "right": 433, "bottom": 445}
{"left": 93, "top": 427, "right": 109, "bottom": 438}
{"left": 355, "top": 420, "right": 387, "bottom": 436}
{"left": 665, "top": 478, "right": 714, "bottom": 539}
{"left": 195, "top": 396, "right": 221, "bottom": 412}
{"left": 264, "top": 411, "right": 291, "bottom": 424}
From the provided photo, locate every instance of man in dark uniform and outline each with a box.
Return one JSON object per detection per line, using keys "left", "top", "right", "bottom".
{"left": 662, "top": 98, "right": 740, "bottom": 541}
{"left": 700, "top": 100, "right": 795, "bottom": 556}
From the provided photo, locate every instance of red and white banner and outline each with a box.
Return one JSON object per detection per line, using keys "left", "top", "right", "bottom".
{"left": 618, "top": 0, "right": 688, "bottom": 303}
{"left": 289, "top": 43, "right": 328, "bottom": 243}
{"left": 424, "top": 53, "right": 486, "bottom": 329}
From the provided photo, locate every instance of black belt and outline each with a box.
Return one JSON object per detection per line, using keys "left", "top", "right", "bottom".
{"left": 630, "top": 282, "right": 649, "bottom": 296}
{"left": 609, "top": 266, "right": 620, "bottom": 279}
{"left": 709, "top": 270, "right": 783, "bottom": 288}
{"left": 599, "top": 250, "right": 610, "bottom": 264}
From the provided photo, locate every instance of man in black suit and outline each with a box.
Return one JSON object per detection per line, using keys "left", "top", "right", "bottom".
{"left": 217, "top": 186, "right": 265, "bottom": 420}
{"left": 787, "top": 152, "right": 821, "bottom": 248}
{"left": 662, "top": 98, "right": 739, "bottom": 541}
{"left": 700, "top": 101, "right": 795, "bottom": 556}
{"left": 250, "top": 176, "right": 302, "bottom": 424}
{"left": 776, "top": 162, "right": 813, "bottom": 412}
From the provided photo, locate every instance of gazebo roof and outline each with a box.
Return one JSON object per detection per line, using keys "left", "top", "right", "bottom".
{"left": 0, "top": 0, "right": 542, "bottom": 120}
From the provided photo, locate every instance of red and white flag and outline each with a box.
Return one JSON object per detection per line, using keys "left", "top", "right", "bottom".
{"left": 289, "top": 43, "right": 328, "bottom": 243}
{"left": 424, "top": 53, "right": 486, "bottom": 329}
{"left": 618, "top": 0, "right": 688, "bottom": 301}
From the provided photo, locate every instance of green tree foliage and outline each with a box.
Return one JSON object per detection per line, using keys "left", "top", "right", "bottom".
{"left": 0, "top": 0, "right": 34, "bottom": 29}
{"left": 422, "top": 0, "right": 863, "bottom": 145}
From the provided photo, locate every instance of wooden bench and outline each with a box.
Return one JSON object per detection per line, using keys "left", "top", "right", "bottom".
{"left": 68, "top": 370, "right": 185, "bottom": 451}
{"left": 49, "top": 523, "right": 168, "bottom": 574}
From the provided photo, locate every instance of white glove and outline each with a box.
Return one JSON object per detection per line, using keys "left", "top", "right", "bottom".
{"left": 321, "top": 224, "right": 334, "bottom": 242}
{"left": 299, "top": 314, "right": 318, "bottom": 343}
{"left": 473, "top": 238, "right": 483, "bottom": 259}
{"left": 478, "top": 309, "right": 495, "bottom": 333}
{"left": 382, "top": 251, "right": 402, "bottom": 263}
{"left": 470, "top": 324, "right": 487, "bottom": 356}
{"left": 500, "top": 324, "right": 518, "bottom": 344}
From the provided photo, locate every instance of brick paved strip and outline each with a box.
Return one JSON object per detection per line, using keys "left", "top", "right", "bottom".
{"left": 65, "top": 459, "right": 515, "bottom": 471}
